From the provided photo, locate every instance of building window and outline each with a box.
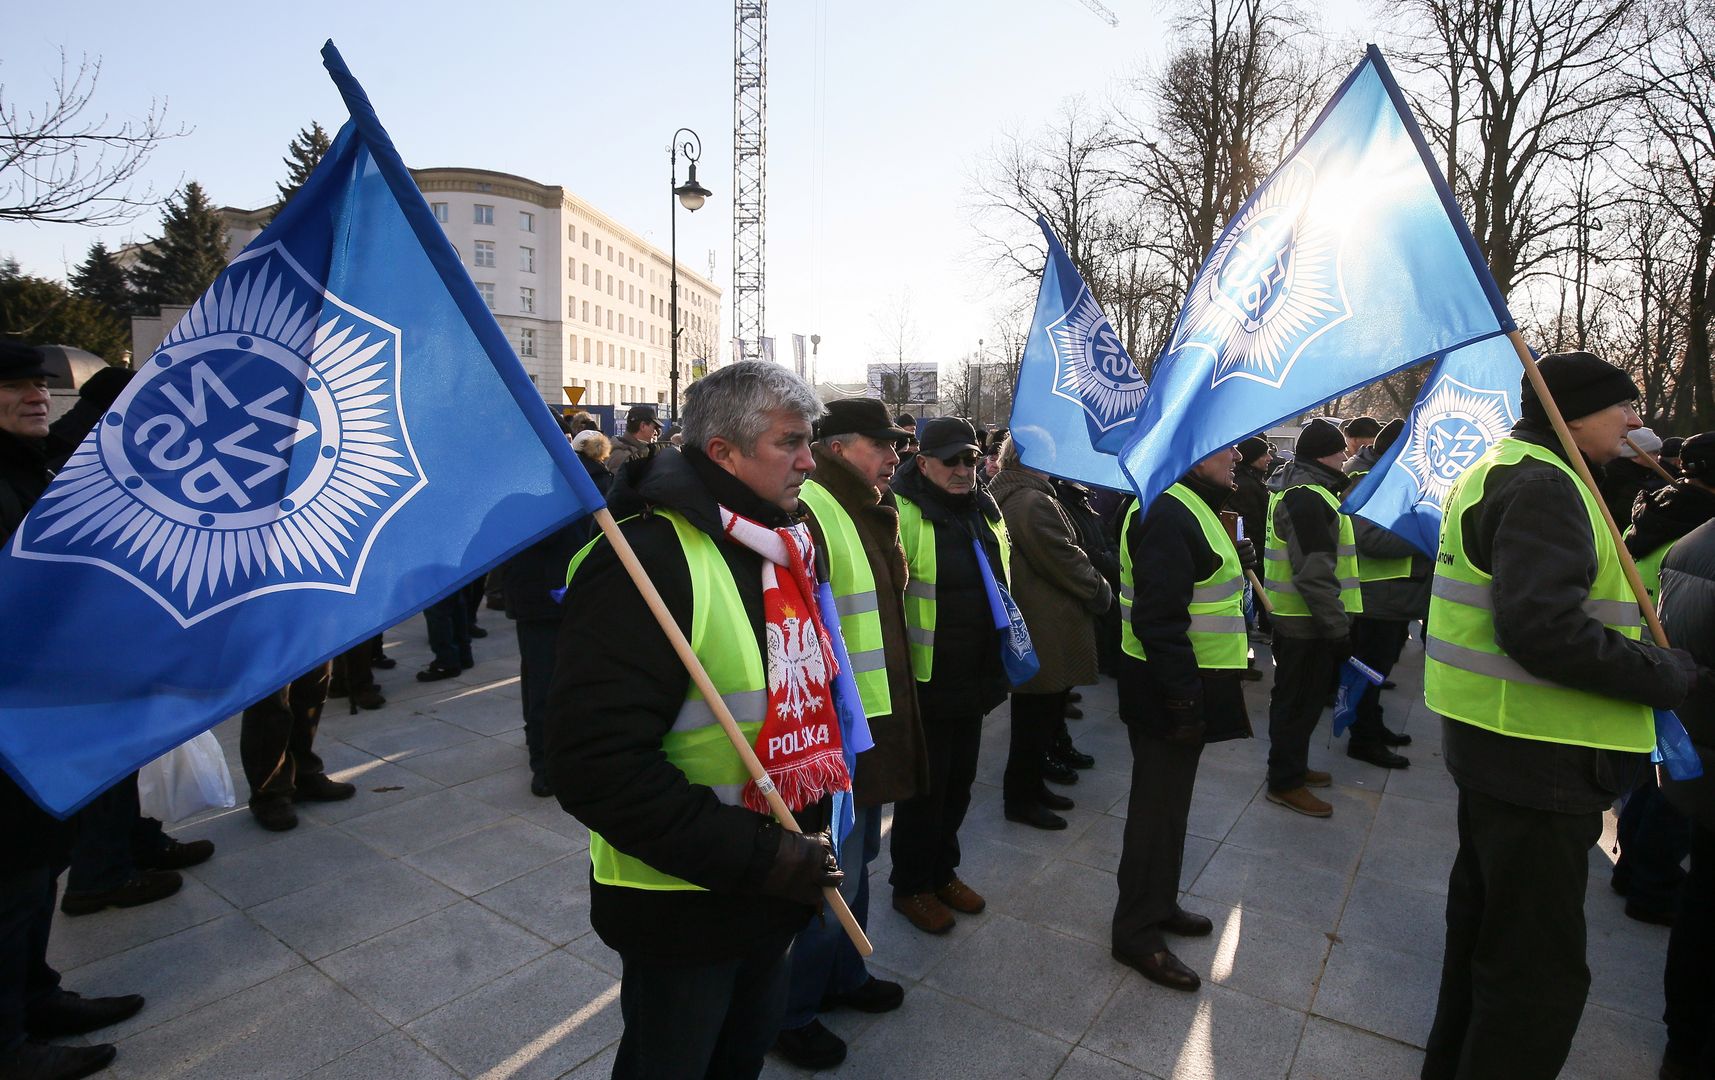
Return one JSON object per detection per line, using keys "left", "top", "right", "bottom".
{"left": 582, "top": 231, "right": 589, "bottom": 249}
{"left": 519, "top": 211, "right": 535, "bottom": 232}
{"left": 582, "top": 265, "right": 590, "bottom": 286}
{"left": 476, "top": 282, "right": 495, "bottom": 308}
{"left": 473, "top": 240, "right": 495, "bottom": 268}
{"left": 582, "top": 300, "right": 590, "bottom": 322}
{"left": 519, "top": 328, "right": 537, "bottom": 357}
{"left": 607, "top": 310, "right": 614, "bottom": 330}
{"left": 607, "top": 275, "right": 614, "bottom": 295}
{"left": 567, "top": 257, "right": 575, "bottom": 279}
{"left": 520, "top": 246, "right": 535, "bottom": 273}
{"left": 474, "top": 204, "right": 494, "bottom": 225}
{"left": 583, "top": 337, "right": 591, "bottom": 362}
{"left": 594, "top": 303, "right": 602, "bottom": 325}
{"left": 520, "top": 286, "right": 536, "bottom": 314}
{"left": 431, "top": 202, "right": 449, "bottom": 223}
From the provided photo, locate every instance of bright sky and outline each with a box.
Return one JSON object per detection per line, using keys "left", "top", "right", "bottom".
{"left": 2, "top": 0, "right": 1374, "bottom": 383}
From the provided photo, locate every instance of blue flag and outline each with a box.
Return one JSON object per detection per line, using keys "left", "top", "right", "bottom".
{"left": 1332, "top": 657, "right": 1385, "bottom": 737}
{"left": 0, "top": 42, "right": 607, "bottom": 817}
{"left": 1007, "top": 216, "right": 1145, "bottom": 491}
{"left": 1117, "top": 45, "right": 1515, "bottom": 510}
{"left": 1342, "top": 335, "right": 1522, "bottom": 555}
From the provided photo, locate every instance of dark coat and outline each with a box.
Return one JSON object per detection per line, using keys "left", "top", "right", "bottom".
{"left": 1659, "top": 519, "right": 1715, "bottom": 829}
{"left": 1266, "top": 458, "right": 1352, "bottom": 640}
{"left": 988, "top": 468, "right": 1111, "bottom": 693}
{"left": 544, "top": 447, "right": 825, "bottom": 965}
{"left": 1440, "top": 421, "right": 1699, "bottom": 814}
{"left": 1625, "top": 480, "right": 1715, "bottom": 563}
{"left": 0, "top": 430, "right": 73, "bottom": 872}
{"left": 889, "top": 457, "right": 1008, "bottom": 718}
{"left": 1118, "top": 474, "right": 1252, "bottom": 743}
{"left": 603, "top": 432, "right": 659, "bottom": 473}
{"left": 803, "top": 445, "right": 929, "bottom": 809}
{"left": 501, "top": 453, "right": 611, "bottom": 623}
{"left": 1598, "top": 457, "right": 1664, "bottom": 528}
{"left": 1229, "top": 463, "right": 1271, "bottom": 555}
{"left": 1343, "top": 447, "right": 1433, "bottom": 622}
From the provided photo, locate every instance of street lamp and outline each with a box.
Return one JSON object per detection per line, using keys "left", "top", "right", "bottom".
{"left": 669, "top": 128, "right": 712, "bottom": 430}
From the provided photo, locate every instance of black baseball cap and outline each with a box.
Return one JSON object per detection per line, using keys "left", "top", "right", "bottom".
{"left": 918, "top": 416, "right": 981, "bottom": 461}
{"left": 0, "top": 341, "right": 55, "bottom": 382}
{"left": 625, "top": 404, "right": 659, "bottom": 424}
{"left": 816, "top": 397, "right": 913, "bottom": 442}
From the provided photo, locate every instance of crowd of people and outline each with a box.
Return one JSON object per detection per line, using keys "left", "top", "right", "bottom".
{"left": 1, "top": 343, "right": 1713, "bottom": 1080}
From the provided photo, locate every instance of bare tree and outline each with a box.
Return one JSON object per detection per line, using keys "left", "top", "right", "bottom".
{"left": 0, "top": 50, "right": 186, "bottom": 225}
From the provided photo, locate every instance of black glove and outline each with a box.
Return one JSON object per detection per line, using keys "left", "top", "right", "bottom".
{"left": 1330, "top": 634, "right": 1353, "bottom": 665}
{"left": 1163, "top": 698, "right": 1205, "bottom": 747}
{"left": 1693, "top": 665, "right": 1715, "bottom": 701}
{"left": 1234, "top": 538, "right": 1259, "bottom": 574}
{"left": 78, "top": 365, "right": 135, "bottom": 409}
{"left": 759, "top": 828, "right": 843, "bottom": 908}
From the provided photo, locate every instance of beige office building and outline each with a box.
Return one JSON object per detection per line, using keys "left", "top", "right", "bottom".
{"left": 218, "top": 168, "right": 722, "bottom": 412}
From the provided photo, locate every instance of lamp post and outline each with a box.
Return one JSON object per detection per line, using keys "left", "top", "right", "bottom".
{"left": 669, "top": 128, "right": 712, "bottom": 431}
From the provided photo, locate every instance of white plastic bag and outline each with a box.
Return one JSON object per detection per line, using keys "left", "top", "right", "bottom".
{"left": 137, "top": 731, "right": 237, "bottom": 823}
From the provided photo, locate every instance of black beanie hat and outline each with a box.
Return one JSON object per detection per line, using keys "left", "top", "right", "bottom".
{"left": 1679, "top": 432, "right": 1715, "bottom": 480}
{"left": 1521, "top": 352, "right": 1638, "bottom": 424}
{"left": 1661, "top": 436, "right": 1685, "bottom": 460}
{"left": 1297, "top": 418, "right": 1346, "bottom": 460}
{"left": 1342, "top": 415, "right": 1382, "bottom": 439}
{"left": 1375, "top": 417, "right": 1406, "bottom": 455}
{"left": 1238, "top": 436, "right": 1271, "bottom": 464}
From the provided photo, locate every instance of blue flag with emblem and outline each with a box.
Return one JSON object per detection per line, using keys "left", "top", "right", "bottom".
{"left": 0, "top": 42, "right": 608, "bottom": 817}
{"left": 1116, "top": 45, "right": 1516, "bottom": 511}
{"left": 1008, "top": 216, "right": 1146, "bottom": 491}
{"left": 1342, "top": 335, "right": 1523, "bottom": 556}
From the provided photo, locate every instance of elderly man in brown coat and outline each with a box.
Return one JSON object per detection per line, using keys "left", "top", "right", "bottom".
{"left": 774, "top": 397, "right": 931, "bottom": 1070}
{"left": 989, "top": 436, "right": 1114, "bottom": 830}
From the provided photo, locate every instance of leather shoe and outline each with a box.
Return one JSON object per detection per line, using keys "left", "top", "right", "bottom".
{"left": 1381, "top": 679, "right": 1397, "bottom": 690}
{"left": 1348, "top": 744, "right": 1410, "bottom": 769}
{"left": 1113, "top": 946, "right": 1201, "bottom": 992}
{"left": 1067, "top": 690, "right": 1082, "bottom": 703}
{"left": 1625, "top": 900, "right": 1676, "bottom": 927}
{"left": 469, "top": 624, "right": 489, "bottom": 639}
{"left": 1037, "top": 787, "right": 1075, "bottom": 811}
{"left": 26, "top": 991, "right": 145, "bottom": 1038}
{"left": 0, "top": 1041, "right": 117, "bottom": 1080}
{"left": 136, "top": 838, "right": 213, "bottom": 872}
{"left": 350, "top": 688, "right": 386, "bottom": 711}
{"left": 293, "top": 773, "right": 356, "bottom": 802}
{"left": 1380, "top": 726, "right": 1412, "bottom": 747}
{"left": 820, "top": 975, "right": 904, "bottom": 1014}
{"left": 1303, "top": 769, "right": 1332, "bottom": 788}
{"left": 772, "top": 1019, "right": 847, "bottom": 1070}
{"left": 530, "top": 772, "right": 552, "bottom": 797}
{"left": 1064, "top": 704, "right": 1084, "bottom": 720}
{"left": 1266, "top": 786, "right": 1333, "bottom": 818}
{"left": 1042, "top": 755, "right": 1079, "bottom": 786}
{"left": 1162, "top": 908, "right": 1214, "bottom": 937}
{"left": 416, "top": 662, "right": 459, "bottom": 682}
{"left": 892, "top": 891, "right": 955, "bottom": 934}
{"left": 373, "top": 654, "right": 398, "bottom": 670}
{"left": 1052, "top": 734, "right": 1096, "bottom": 769}
{"left": 935, "top": 877, "right": 986, "bottom": 914}
{"left": 251, "top": 799, "right": 299, "bottom": 832}
{"left": 1005, "top": 802, "right": 1068, "bottom": 830}
{"left": 60, "top": 871, "right": 182, "bottom": 917}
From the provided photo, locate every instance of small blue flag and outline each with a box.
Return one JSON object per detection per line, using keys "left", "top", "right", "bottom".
{"left": 1653, "top": 709, "right": 1704, "bottom": 781}
{"left": 815, "top": 579, "right": 873, "bottom": 848}
{"left": 1332, "top": 657, "right": 1386, "bottom": 737}
{"left": 1343, "top": 335, "right": 1522, "bottom": 555}
{"left": 1008, "top": 216, "right": 1145, "bottom": 491}
{"left": 0, "top": 42, "right": 608, "bottom": 817}
{"left": 1117, "top": 45, "right": 1515, "bottom": 511}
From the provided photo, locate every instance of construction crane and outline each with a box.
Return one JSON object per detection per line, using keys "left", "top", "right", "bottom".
{"left": 1074, "top": 0, "right": 1119, "bottom": 26}
{"left": 733, "top": 0, "right": 767, "bottom": 357}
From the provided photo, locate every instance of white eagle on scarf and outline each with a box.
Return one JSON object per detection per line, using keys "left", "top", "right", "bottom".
{"left": 766, "top": 608, "right": 828, "bottom": 722}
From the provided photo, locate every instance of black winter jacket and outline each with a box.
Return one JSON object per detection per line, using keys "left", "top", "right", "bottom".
{"left": 501, "top": 453, "right": 611, "bottom": 623}
{"left": 1118, "top": 474, "right": 1252, "bottom": 744}
{"left": 1265, "top": 458, "right": 1352, "bottom": 639}
{"left": 544, "top": 447, "right": 825, "bottom": 964}
{"left": 1344, "top": 446, "right": 1433, "bottom": 622}
{"left": 1624, "top": 481, "right": 1715, "bottom": 565}
{"left": 1440, "top": 421, "right": 1698, "bottom": 814}
{"left": 1659, "top": 520, "right": 1715, "bottom": 829}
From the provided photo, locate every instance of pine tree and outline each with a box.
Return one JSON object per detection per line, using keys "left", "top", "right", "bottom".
{"left": 273, "top": 121, "right": 331, "bottom": 215}
{"left": 129, "top": 181, "right": 227, "bottom": 312}
{"left": 70, "top": 240, "right": 133, "bottom": 318}
{"left": 0, "top": 273, "right": 132, "bottom": 362}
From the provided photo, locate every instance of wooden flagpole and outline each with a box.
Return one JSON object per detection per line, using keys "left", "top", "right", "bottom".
{"left": 1246, "top": 570, "right": 1275, "bottom": 614}
{"left": 1624, "top": 435, "right": 1679, "bottom": 487}
{"left": 590, "top": 508, "right": 873, "bottom": 957}
{"left": 1505, "top": 332, "right": 1669, "bottom": 647}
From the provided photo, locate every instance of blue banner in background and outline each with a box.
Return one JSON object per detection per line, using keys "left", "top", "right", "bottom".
{"left": 1117, "top": 45, "right": 1515, "bottom": 513}
{"left": 1007, "top": 216, "right": 1144, "bottom": 492}
{"left": 1342, "top": 335, "right": 1523, "bottom": 556}
{"left": 0, "top": 42, "right": 607, "bottom": 817}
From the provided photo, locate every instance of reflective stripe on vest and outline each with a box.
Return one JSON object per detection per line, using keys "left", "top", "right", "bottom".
{"left": 895, "top": 492, "right": 1009, "bottom": 682}
{"left": 1345, "top": 469, "right": 1414, "bottom": 583}
{"left": 565, "top": 509, "right": 771, "bottom": 890}
{"left": 1263, "top": 483, "right": 1363, "bottom": 617}
{"left": 800, "top": 479, "right": 892, "bottom": 718}
{"left": 1118, "top": 486, "right": 1250, "bottom": 669}
{"left": 1422, "top": 438, "right": 1654, "bottom": 753}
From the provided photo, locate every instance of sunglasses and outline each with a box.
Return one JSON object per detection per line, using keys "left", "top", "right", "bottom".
{"left": 937, "top": 452, "right": 981, "bottom": 468}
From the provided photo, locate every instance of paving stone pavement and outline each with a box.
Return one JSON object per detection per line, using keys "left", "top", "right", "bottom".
{"left": 48, "top": 616, "right": 1672, "bottom": 1078}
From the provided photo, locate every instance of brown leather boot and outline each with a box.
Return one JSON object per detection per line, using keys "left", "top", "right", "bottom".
{"left": 935, "top": 877, "right": 987, "bottom": 914}
{"left": 892, "top": 891, "right": 955, "bottom": 934}
{"left": 1266, "top": 786, "right": 1333, "bottom": 818}
{"left": 1303, "top": 769, "right": 1332, "bottom": 788}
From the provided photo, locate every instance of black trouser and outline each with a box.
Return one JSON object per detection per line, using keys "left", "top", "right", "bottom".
{"left": 1421, "top": 786, "right": 1603, "bottom": 1080}
{"left": 1266, "top": 634, "right": 1341, "bottom": 792}
{"left": 328, "top": 638, "right": 379, "bottom": 700}
{"left": 1004, "top": 690, "right": 1066, "bottom": 805}
{"left": 65, "top": 772, "right": 167, "bottom": 894}
{"left": 612, "top": 934, "right": 791, "bottom": 1080}
{"left": 515, "top": 619, "right": 560, "bottom": 780}
{"left": 423, "top": 591, "right": 472, "bottom": 670}
{"left": 1348, "top": 616, "right": 1409, "bottom": 748}
{"left": 1112, "top": 727, "right": 1202, "bottom": 956}
{"left": 889, "top": 711, "right": 983, "bottom": 895}
{"left": 1664, "top": 819, "right": 1715, "bottom": 1076}
{"left": 240, "top": 663, "right": 333, "bottom": 807}
{"left": 1614, "top": 779, "right": 1690, "bottom": 913}
{"left": 0, "top": 866, "right": 61, "bottom": 1052}
{"left": 462, "top": 574, "right": 488, "bottom": 625}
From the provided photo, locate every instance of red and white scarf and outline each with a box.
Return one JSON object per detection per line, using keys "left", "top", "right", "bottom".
{"left": 719, "top": 506, "right": 851, "bottom": 813}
